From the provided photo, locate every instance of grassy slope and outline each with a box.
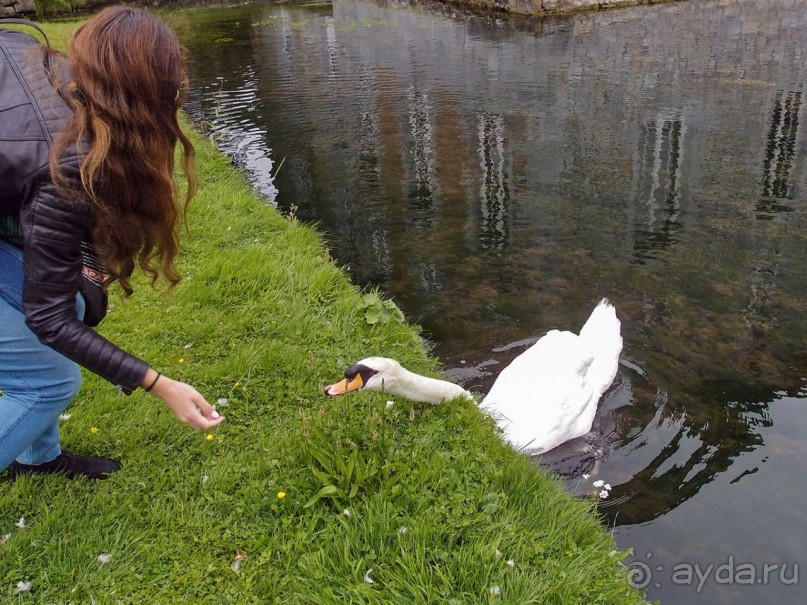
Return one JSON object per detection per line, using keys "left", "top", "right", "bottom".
{"left": 0, "top": 18, "right": 645, "bottom": 604}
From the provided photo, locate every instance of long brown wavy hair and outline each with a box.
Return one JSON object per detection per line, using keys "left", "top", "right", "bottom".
{"left": 50, "top": 6, "right": 196, "bottom": 295}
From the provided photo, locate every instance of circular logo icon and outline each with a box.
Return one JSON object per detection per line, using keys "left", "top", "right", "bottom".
{"left": 627, "top": 560, "right": 653, "bottom": 589}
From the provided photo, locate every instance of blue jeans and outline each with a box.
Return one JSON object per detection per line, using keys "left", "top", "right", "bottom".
{"left": 0, "top": 239, "right": 85, "bottom": 472}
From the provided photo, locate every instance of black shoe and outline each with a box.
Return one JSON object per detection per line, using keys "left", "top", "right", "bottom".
{"left": 8, "top": 450, "right": 121, "bottom": 480}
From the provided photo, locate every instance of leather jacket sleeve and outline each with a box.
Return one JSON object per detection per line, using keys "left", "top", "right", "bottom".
{"left": 20, "top": 158, "right": 149, "bottom": 394}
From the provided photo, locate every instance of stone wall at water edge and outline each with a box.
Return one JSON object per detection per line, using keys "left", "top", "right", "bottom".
{"left": 2, "top": 0, "right": 694, "bottom": 19}
{"left": 442, "top": 0, "right": 690, "bottom": 17}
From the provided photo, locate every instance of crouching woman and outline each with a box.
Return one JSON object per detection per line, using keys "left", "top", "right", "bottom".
{"left": 0, "top": 6, "right": 224, "bottom": 479}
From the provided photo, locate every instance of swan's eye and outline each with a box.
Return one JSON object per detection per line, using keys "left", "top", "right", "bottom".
{"left": 345, "top": 363, "right": 379, "bottom": 385}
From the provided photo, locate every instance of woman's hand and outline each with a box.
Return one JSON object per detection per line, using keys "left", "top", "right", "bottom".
{"left": 141, "top": 370, "right": 225, "bottom": 430}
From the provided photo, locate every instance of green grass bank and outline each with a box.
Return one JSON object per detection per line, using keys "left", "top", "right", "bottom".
{"left": 0, "top": 18, "right": 645, "bottom": 604}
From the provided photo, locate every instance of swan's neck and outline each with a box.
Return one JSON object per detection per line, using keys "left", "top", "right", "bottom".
{"left": 388, "top": 369, "right": 473, "bottom": 405}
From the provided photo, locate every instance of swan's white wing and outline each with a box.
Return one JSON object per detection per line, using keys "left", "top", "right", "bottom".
{"left": 578, "top": 299, "right": 623, "bottom": 398}
{"left": 481, "top": 330, "right": 597, "bottom": 452}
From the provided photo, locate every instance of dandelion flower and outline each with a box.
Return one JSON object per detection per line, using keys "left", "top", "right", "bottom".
{"left": 59, "top": 413, "right": 71, "bottom": 421}
{"left": 363, "top": 569, "right": 374, "bottom": 584}
{"left": 206, "top": 434, "right": 214, "bottom": 441}
{"left": 15, "top": 581, "right": 32, "bottom": 593}
{"left": 489, "top": 585, "right": 501, "bottom": 596}
{"left": 14, "top": 516, "right": 25, "bottom": 529}
{"left": 276, "top": 491, "right": 286, "bottom": 500}
{"left": 599, "top": 490, "right": 610, "bottom": 499}
{"left": 97, "top": 553, "right": 113, "bottom": 564}
{"left": 592, "top": 479, "right": 605, "bottom": 488}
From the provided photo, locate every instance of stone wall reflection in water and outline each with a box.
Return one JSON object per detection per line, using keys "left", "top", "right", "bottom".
{"left": 177, "top": 1, "right": 807, "bottom": 602}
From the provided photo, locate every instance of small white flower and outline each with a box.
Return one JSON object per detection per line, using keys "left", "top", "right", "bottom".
{"left": 184, "top": 343, "right": 193, "bottom": 349}
{"left": 604, "top": 484, "right": 611, "bottom": 491}
{"left": 15, "top": 580, "right": 32, "bottom": 593}
{"left": 363, "top": 569, "right": 374, "bottom": 584}
{"left": 599, "top": 490, "right": 610, "bottom": 499}
{"left": 216, "top": 398, "right": 231, "bottom": 407}
{"left": 489, "top": 585, "right": 501, "bottom": 595}
{"left": 495, "top": 549, "right": 502, "bottom": 559}
{"left": 14, "top": 516, "right": 25, "bottom": 529}
{"left": 582, "top": 473, "right": 590, "bottom": 479}
{"left": 506, "top": 559, "right": 515, "bottom": 569}
{"left": 97, "top": 553, "right": 113, "bottom": 564}
{"left": 59, "top": 413, "right": 72, "bottom": 421}
{"left": 398, "top": 526, "right": 408, "bottom": 534}
{"left": 1, "top": 533, "right": 10, "bottom": 545}
{"left": 592, "top": 480, "right": 605, "bottom": 488}
{"left": 202, "top": 475, "right": 210, "bottom": 485}
{"left": 385, "top": 400, "right": 394, "bottom": 410}
{"left": 343, "top": 509, "right": 351, "bottom": 517}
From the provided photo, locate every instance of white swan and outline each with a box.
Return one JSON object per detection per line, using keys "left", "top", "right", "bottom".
{"left": 325, "top": 299, "right": 623, "bottom": 454}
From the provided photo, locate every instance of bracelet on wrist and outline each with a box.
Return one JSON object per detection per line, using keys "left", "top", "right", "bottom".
{"left": 144, "top": 372, "right": 161, "bottom": 392}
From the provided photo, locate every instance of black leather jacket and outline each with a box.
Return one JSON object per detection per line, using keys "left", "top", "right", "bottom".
{"left": 0, "top": 26, "right": 148, "bottom": 393}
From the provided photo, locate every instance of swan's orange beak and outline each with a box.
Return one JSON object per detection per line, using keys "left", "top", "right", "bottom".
{"left": 325, "top": 374, "right": 364, "bottom": 396}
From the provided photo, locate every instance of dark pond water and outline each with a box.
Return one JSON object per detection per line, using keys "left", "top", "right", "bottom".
{"left": 174, "top": 0, "right": 807, "bottom": 602}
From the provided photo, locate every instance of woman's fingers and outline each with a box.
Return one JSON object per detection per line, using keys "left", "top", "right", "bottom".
{"left": 193, "top": 396, "right": 220, "bottom": 419}
{"left": 191, "top": 394, "right": 225, "bottom": 427}
{"left": 182, "top": 396, "right": 225, "bottom": 429}
{"left": 191, "top": 412, "right": 225, "bottom": 430}
{"left": 152, "top": 376, "right": 226, "bottom": 430}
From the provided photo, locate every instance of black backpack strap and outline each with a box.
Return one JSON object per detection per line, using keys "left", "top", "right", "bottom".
{"left": 0, "top": 18, "right": 51, "bottom": 48}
